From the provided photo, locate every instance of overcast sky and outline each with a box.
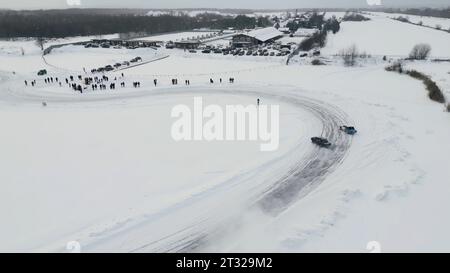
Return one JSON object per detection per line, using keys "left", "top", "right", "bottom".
{"left": 0, "top": 0, "right": 449, "bottom": 10}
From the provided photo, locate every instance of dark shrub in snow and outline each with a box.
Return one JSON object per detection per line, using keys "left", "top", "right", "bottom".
{"left": 395, "top": 16, "right": 410, "bottom": 23}
{"left": 298, "top": 31, "right": 327, "bottom": 51}
{"left": 406, "top": 70, "right": 445, "bottom": 103}
{"left": 409, "top": 44, "right": 432, "bottom": 60}
{"left": 311, "top": 59, "right": 325, "bottom": 65}
{"left": 342, "top": 12, "right": 370, "bottom": 22}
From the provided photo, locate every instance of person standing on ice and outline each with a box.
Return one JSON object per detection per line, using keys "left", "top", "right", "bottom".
{"left": 154, "top": 79, "right": 157, "bottom": 86}
{"left": 24, "top": 80, "right": 28, "bottom": 86}
{"left": 257, "top": 98, "right": 260, "bottom": 107}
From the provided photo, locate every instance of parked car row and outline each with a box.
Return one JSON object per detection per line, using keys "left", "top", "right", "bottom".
{"left": 83, "top": 38, "right": 158, "bottom": 50}
{"left": 190, "top": 45, "right": 291, "bottom": 57}
{"left": 91, "top": 57, "right": 142, "bottom": 73}
{"left": 85, "top": 42, "right": 141, "bottom": 50}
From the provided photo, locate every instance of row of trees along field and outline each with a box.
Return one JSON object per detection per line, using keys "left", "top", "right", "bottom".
{"left": 0, "top": 10, "right": 272, "bottom": 38}
{"left": 382, "top": 8, "right": 450, "bottom": 19}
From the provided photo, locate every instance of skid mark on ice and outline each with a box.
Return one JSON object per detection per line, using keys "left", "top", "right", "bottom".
{"left": 151, "top": 87, "right": 353, "bottom": 252}
{"left": 0, "top": 82, "right": 352, "bottom": 252}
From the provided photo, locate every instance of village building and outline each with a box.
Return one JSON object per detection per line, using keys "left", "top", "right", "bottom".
{"left": 232, "top": 27, "right": 284, "bottom": 48}
{"left": 174, "top": 40, "right": 202, "bottom": 49}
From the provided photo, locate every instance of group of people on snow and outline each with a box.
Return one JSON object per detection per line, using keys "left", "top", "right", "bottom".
{"left": 25, "top": 72, "right": 237, "bottom": 94}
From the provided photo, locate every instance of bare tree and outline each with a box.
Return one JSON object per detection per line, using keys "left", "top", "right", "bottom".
{"left": 35, "top": 37, "right": 45, "bottom": 51}
{"left": 409, "top": 43, "right": 432, "bottom": 60}
{"left": 340, "top": 44, "right": 359, "bottom": 66}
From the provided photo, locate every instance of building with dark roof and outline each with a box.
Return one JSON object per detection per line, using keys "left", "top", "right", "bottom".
{"left": 174, "top": 40, "right": 202, "bottom": 49}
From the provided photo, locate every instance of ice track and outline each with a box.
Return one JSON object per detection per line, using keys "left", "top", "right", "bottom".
{"left": 0, "top": 82, "right": 352, "bottom": 252}
{"left": 169, "top": 87, "right": 352, "bottom": 252}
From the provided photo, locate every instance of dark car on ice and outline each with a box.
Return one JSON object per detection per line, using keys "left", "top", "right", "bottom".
{"left": 311, "top": 137, "right": 332, "bottom": 148}
{"left": 37, "top": 69, "right": 47, "bottom": 76}
{"left": 130, "top": 57, "right": 142, "bottom": 63}
{"left": 340, "top": 126, "right": 358, "bottom": 135}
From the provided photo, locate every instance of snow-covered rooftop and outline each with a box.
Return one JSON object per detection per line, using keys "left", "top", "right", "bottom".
{"left": 242, "top": 27, "right": 284, "bottom": 42}
{"left": 294, "top": 28, "right": 319, "bottom": 37}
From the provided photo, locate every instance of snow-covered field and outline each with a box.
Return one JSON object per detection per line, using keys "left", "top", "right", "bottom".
{"left": 0, "top": 89, "right": 310, "bottom": 251}
{"left": 1, "top": 13, "right": 450, "bottom": 253}
{"left": 324, "top": 11, "right": 347, "bottom": 20}
{"left": 0, "top": 34, "right": 119, "bottom": 56}
{"left": 323, "top": 14, "right": 450, "bottom": 58}
{"left": 372, "top": 12, "right": 450, "bottom": 31}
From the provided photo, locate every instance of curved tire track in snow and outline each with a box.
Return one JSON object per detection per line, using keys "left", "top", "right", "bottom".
{"left": 169, "top": 87, "right": 353, "bottom": 252}
{"left": 0, "top": 83, "right": 351, "bottom": 252}
{"left": 108, "top": 86, "right": 352, "bottom": 253}
{"left": 257, "top": 93, "right": 352, "bottom": 215}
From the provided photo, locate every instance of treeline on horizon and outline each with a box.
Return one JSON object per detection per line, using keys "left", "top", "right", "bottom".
{"left": 0, "top": 10, "right": 271, "bottom": 38}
